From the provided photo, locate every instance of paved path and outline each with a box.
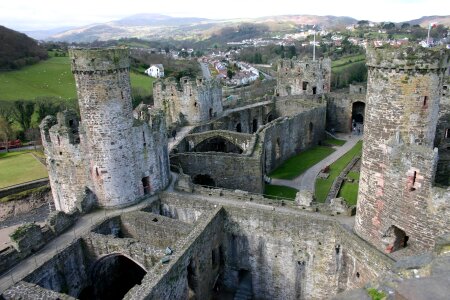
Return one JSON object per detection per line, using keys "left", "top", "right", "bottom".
{"left": 271, "top": 134, "right": 362, "bottom": 193}
{"left": 168, "top": 125, "right": 194, "bottom": 152}
{"left": 0, "top": 195, "right": 159, "bottom": 293}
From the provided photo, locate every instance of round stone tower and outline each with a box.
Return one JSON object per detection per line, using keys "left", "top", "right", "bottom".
{"left": 355, "top": 46, "right": 450, "bottom": 253}
{"left": 69, "top": 48, "right": 141, "bottom": 208}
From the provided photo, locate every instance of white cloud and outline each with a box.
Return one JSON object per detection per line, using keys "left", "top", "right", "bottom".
{"left": 0, "top": 0, "right": 447, "bottom": 30}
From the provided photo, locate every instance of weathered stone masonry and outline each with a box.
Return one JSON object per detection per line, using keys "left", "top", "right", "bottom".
{"left": 355, "top": 46, "right": 450, "bottom": 254}
{"left": 40, "top": 48, "right": 170, "bottom": 213}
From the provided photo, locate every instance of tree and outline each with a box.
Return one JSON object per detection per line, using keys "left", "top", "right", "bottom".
{"left": 0, "top": 116, "right": 15, "bottom": 152}
{"left": 357, "top": 20, "right": 369, "bottom": 27}
{"left": 227, "top": 69, "right": 234, "bottom": 79}
{"left": 12, "top": 100, "right": 34, "bottom": 131}
{"left": 382, "top": 22, "right": 396, "bottom": 30}
{"left": 401, "top": 23, "right": 410, "bottom": 29}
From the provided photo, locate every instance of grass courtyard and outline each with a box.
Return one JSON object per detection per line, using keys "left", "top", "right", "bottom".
{"left": 337, "top": 171, "right": 360, "bottom": 205}
{"left": 0, "top": 151, "right": 48, "bottom": 189}
{"left": 315, "top": 141, "right": 362, "bottom": 202}
{"left": 264, "top": 184, "right": 298, "bottom": 200}
{"left": 269, "top": 146, "right": 335, "bottom": 180}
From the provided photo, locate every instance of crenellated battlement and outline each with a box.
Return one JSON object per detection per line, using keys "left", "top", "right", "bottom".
{"left": 366, "top": 45, "right": 449, "bottom": 71}
{"left": 69, "top": 47, "right": 130, "bottom": 73}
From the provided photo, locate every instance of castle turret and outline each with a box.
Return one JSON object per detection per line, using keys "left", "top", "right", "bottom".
{"left": 355, "top": 46, "right": 450, "bottom": 254}
{"left": 275, "top": 57, "right": 331, "bottom": 97}
{"left": 40, "top": 48, "right": 170, "bottom": 213}
{"left": 153, "top": 76, "right": 223, "bottom": 127}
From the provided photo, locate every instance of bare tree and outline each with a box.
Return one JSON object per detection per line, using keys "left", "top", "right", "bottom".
{"left": 0, "top": 116, "right": 15, "bottom": 152}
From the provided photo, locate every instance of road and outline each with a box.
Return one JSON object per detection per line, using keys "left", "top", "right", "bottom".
{"left": 271, "top": 134, "right": 362, "bottom": 193}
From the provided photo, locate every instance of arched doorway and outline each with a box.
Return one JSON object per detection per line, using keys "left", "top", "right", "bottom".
{"left": 193, "top": 137, "right": 243, "bottom": 154}
{"left": 193, "top": 174, "right": 216, "bottom": 187}
{"left": 352, "top": 102, "right": 366, "bottom": 131}
{"left": 382, "top": 225, "right": 408, "bottom": 253}
{"left": 79, "top": 254, "right": 147, "bottom": 300}
{"left": 236, "top": 123, "right": 242, "bottom": 132}
{"left": 252, "top": 119, "right": 258, "bottom": 133}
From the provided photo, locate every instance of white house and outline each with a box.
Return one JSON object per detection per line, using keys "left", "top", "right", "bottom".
{"left": 145, "top": 64, "right": 164, "bottom": 78}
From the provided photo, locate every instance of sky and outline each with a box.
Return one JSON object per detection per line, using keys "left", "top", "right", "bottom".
{"left": 0, "top": 0, "right": 448, "bottom": 31}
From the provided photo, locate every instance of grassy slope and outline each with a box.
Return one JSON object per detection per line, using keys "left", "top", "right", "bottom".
{"left": 324, "top": 138, "right": 346, "bottom": 146}
{"left": 264, "top": 184, "right": 298, "bottom": 200}
{"left": 331, "top": 54, "right": 365, "bottom": 68}
{"left": 0, "top": 56, "right": 154, "bottom": 101}
{"left": 338, "top": 171, "right": 360, "bottom": 205}
{"left": 315, "top": 141, "right": 362, "bottom": 202}
{"left": 270, "top": 146, "right": 335, "bottom": 180}
{"left": 0, "top": 151, "right": 48, "bottom": 188}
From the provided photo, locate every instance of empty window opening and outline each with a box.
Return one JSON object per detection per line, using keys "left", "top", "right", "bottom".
{"left": 335, "top": 245, "right": 340, "bottom": 254}
{"left": 152, "top": 217, "right": 158, "bottom": 222}
{"left": 410, "top": 171, "right": 417, "bottom": 191}
{"left": 382, "top": 225, "right": 407, "bottom": 253}
{"left": 69, "top": 119, "right": 74, "bottom": 127}
{"left": 59, "top": 151, "right": 62, "bottom": 155}
{"left": 121, "top": 91, "right": 124, "bottom": 99}
{"left": 275, "top": 138, "right": 281, "bottom": 159}
{"left": 184, "top": 79, "right": 188, "bottom": 83}
{"left": 95, "top": 167, "right": 99, "bottom": 176}
{"left": 252, "top": 119, "right": 258, "bottom": 133}
{"left": 359, "top": 87, "right": 363, "bottom": 93}
{"left": 209, "top": 108, "right": 213, "bottom": 119}
{"left": 423, "top": 96, "right": 428, "bottom": 107}
{"left": 142, "top": 176, "right": 151, "bottom": 195}
{"left": 57, "top": 136, "right": 60, "bottom": 145}
{"left": 302, "top": 81, "right": 308, "bottom": 91}
{"left": 194, "top": 102, "right": 197, "bottom": 107}
{"left": 356, "top": 272, "right": 360, "bottom": 278}
{"left": 187, "top": 259, "right": 198, "bottom": 298}
{"left": 267, "top": 114, "right": 274, "bottom": 123}
{"left": 236, "top": 123, "right": 242, "bottom": 132}
{"left": 143, "top": 131, "right": 146, "bottom": 146}
{"left": 312, "top": 86, "right": 317, "bottom": 95}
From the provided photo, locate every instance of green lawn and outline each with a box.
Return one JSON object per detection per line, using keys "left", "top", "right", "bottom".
{"left": 264, "top": 184, "right": 298, "bottom": 200}
{"left": 331, "top": 54, "right": 366, "bottom": 69}
{"left": 270, "top": 146, "right": 335, "bottom": 180}
{"left": 315, "top": 141, "right": 363, "bottom": 202}
{"left": 0, "top": 56, "right": 154, "bottom": 101}
{"left": 338, "top": 182, "right": 359, "bottom": 205}
{"left": 324, "top": 138, "right": 346, "bottom": 146}
{"left": 0, "top": 151, "right": 48, "bottom": 188}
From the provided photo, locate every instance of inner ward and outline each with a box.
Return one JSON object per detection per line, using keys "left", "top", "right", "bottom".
{"left": 13, "top": 193, "right": 393, "bottom": 300}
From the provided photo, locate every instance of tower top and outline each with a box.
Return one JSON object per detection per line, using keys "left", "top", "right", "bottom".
{"left": 69, "top": 47, "right": 130, "bottom": 72}
{"left": 366, "top": 45, "right": 449, "bottom": 70}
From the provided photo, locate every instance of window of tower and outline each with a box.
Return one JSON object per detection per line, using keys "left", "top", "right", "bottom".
{"left": 423, "top": 96, "right": 428, "bottom": 108}
{"left": 302, "top": 81, "right": 308, "bottom": 91}
{"left": 445, "top": 128, "right": 449, "bottom": 139}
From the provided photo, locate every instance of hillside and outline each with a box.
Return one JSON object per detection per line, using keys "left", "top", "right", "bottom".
{"left": 405, "top": 15, "right": 450, "bottom": 28}
{"left": 47, "top": 14, "right": 357, "bottom": 43}
{"left": 0, "top": 25, "right": 48, "bottom": 70}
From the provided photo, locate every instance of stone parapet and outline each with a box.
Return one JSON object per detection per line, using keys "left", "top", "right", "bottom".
{"left": 69, "top": 47, "right": 130, "bottom": 72}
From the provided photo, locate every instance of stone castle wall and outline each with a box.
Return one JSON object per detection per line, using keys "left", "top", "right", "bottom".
{"left": 326, "top": 89, "right": 366, "bottom": 133}
{"left": 434, "top": 80, "right": 450, "bottom": 186}
{"left": 40, "top": 48, "right": 170, "bottom": 213}
{"left": 355, "top": 46, "right": 450, "bottom": 254}
{"left": 276, "top": 58, "right": 331, "bottom": 97}
{"left": 153, "top": 76, "right": 223, "bottom": 127}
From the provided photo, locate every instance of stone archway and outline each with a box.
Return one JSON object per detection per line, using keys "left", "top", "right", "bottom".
{"left": 352, "top": 102, "right": 366, "bottom": 124}
{"left": 193, "top": 174, "right": 216, "bottom": 187}
{"left": 79, "top": 254, "right": 147, "bottom": 300}
{"left": 193, "top": 137, "right": 243, "bottom": 154}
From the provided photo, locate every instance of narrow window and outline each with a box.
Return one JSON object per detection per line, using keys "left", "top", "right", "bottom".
{"left": 423, "top": 96, "right": 428, "bottom": 107}
{"left": 143, "top": 131, "right": 146, "bottom": 147}
{"left": 445, "top": 128, "right": 449, "bottom": 139}
{"left": 96, "top": 167, "right": 99, "bottom": 176}
{"left": 57, "top": 136, "right": 60, "bottom": 145}
{"left": 121, "top": 91, "right": 124, "bottom": 99}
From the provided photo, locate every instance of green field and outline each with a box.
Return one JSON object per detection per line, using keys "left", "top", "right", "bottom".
{"left": 315, "top": 141, "right": 363, "bottom": 202}
{"left": 0, "top": 151, "right": 48, "bottom": 188}
{"left": 270, "top": 146, "right": 335, "bottom": 180}
{"left": 0, "top": 55, "right": 154, "bottom": 101}
{"left": 264, "top": 184, "right": 298, "bottom": 200}
{"left": 331, "top": 54, "right": 366, "bottom": 69}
